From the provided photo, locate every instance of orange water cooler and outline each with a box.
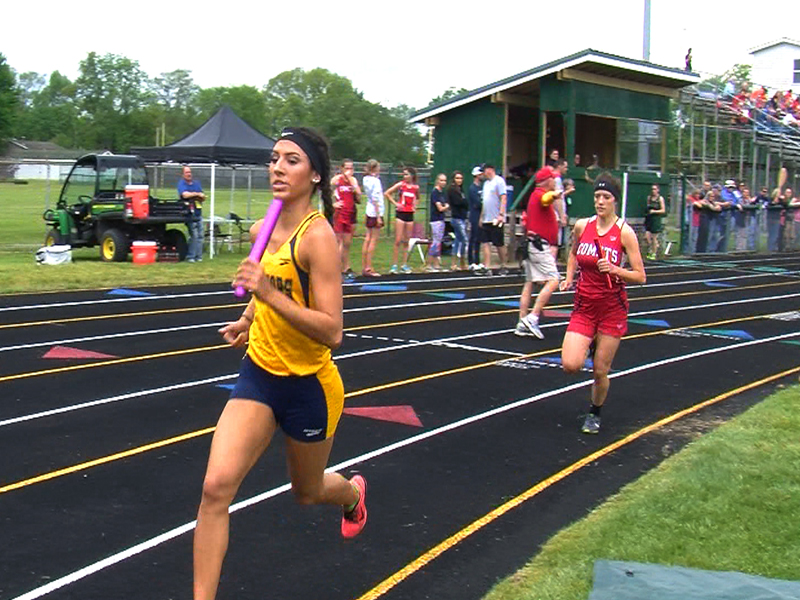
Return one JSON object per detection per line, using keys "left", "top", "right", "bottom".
{"left": 125, "top": 185, "right": 150, "bottom": 219}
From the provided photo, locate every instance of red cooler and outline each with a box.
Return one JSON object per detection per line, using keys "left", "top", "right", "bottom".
{"left": 125, "top": 185, "right": 150, "bottom": 219}
{"left": 131, "top": 241, "right": 157, "bottom": 264}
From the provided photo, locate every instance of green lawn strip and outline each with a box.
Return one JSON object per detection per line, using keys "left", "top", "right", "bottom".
{"left": 483, "top": 386, "right": 800, "bottom": 600}
{"left": 0, "top": 178, "right": 437, "bottom": 293}
{"left": 0, "top": 232, "right": 411, "bottom": 294}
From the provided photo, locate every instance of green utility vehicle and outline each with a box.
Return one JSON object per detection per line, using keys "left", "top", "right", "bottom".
{"left": 42, "top": 154, "right": 191, "bottom": 262}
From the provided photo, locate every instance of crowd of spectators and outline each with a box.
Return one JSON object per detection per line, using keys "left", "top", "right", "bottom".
{"left": 721, "top": 80, "right": 800, "bottom": 130}
{"left": 686, "top": 178, "right": 799, "bottom": 253}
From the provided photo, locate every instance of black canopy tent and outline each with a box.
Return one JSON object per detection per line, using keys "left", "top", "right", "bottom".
{"left": 132, "top": 106, "right": 276, "bottom": 257}
{"left": 133, "top": 105, "right": 276, "bottom": 164}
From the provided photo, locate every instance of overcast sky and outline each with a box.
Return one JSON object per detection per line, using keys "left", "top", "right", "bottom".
{"left": 4, "top": 0, "right": 794, "bottom": 110}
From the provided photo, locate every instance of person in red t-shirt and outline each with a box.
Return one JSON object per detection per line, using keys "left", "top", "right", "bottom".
{"left": 515, "top": 167, "right": 561, "bottom": 339}
{"left": 331, "top": 159, "right": 361, "bottom": 280}
{"left": 384, "top": 167, "right": 419, "bottom": 274}
{"left": 559, "top": 172, "right": 646, "bottom": 434}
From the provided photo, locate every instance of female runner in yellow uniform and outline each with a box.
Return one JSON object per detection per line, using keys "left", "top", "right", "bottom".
{"left": 193, "top": 127, "right": 367, "bottom": 600}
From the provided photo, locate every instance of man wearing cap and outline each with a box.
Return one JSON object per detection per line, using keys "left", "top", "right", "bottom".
{"left": 715, "top": 180, "right": 736, "bottom": 253}
{"left": 515, "top": 167, "right": 561, "bottom": 338}
{"left": 480, "top": 164, "right": 508, "bottom": 275}
{"left": 467, "top": 166, "right": 484, "bottom": 269}
{"left": 178, "top": 166, "right": 206, "bottom": 262}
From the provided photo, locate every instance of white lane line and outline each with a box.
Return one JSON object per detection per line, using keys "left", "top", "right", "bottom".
{"left": 0, "top": 291, "right": 232, "bottom": 313}
{"left": 0, "top": 267, "right": 793, "bottom": 316}
{"left": 0, "top": 323, "right": 228, "bottom": 353}
{"left": 12, "top": 328, "right": 800, "bottom": 600}
{"left": 429, "top": 341, "right": 524, "bottom": 356}
{"left": 0, "top": 375, "right": 236, "bottom": 428}
{"left": 3, "top": 293, "right": 800, "bottom": 429}
{"left": 1, "top": 281, "right": 798, "bottom": 356}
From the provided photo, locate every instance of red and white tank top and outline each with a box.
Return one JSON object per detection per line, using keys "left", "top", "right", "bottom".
{"left": 575, "top": 216, "right": 626, "bottom": 299}
{"left": 398, "top": 183, "right": 418, "bottom": 213}
{"left": 334, "top": 175, "right": 356, "bottom": 213}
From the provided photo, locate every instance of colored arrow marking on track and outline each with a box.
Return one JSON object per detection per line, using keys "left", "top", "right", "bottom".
{"left": 43, "top": 346, "right": 119, "bottom": 360}
{"left": 628, "top": 318, "right": 670, "bottom": 327}
{"left": 751, "top": 266, "right": 788, "bottom": 273}
{"left": 106, "top": 288, "right": 153, "bottom": 297}
{"left": 694, "top": 329, "right": 755, "bottom": 341}
{"left": 359, "top": 284, "right": 408, "bottom": 292}
{"left": 704, "top": 281, "right": 736, "bottom": 288}
{"left": 542, "top": 309, "right": 572, "bottom": 318}
{"left": 486, "top": 300, "right": 520, "bottom": 308}
{"left": 216, "top": 384, "right": 236, "bottom": 391}
{"left": 343, "top": 405, "right": 423, "bottom": 427}
{"left": 428, "top": 292, "right": 466, "bottom": 300}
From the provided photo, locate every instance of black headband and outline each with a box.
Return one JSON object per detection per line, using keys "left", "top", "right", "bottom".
{"left": 594, "top": 178, "right": 620, "bottom": 200}
{"left": 279, "top": 128, "right": 325, "bottom": 178}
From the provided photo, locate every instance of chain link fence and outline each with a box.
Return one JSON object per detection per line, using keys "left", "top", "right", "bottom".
{"left": 0, "top": 158, "right": 433, "bottom": 253}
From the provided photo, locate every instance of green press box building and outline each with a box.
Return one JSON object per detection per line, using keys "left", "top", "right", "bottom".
{"left": 410, "top": 49, "right": 699, "bottom": 221}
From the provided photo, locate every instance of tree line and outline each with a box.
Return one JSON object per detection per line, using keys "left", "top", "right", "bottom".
{"left": 0, "top": 51, "right": 426, "bottom": 164}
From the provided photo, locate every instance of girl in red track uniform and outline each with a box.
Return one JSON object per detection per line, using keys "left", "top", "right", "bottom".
{"left": 384, "top": 167, "right": 419, "bottom": 273}
{"left": 331, "top": 159, "right": 361, "bottom": 279}
{"left": 559, "top": 172, "right": 646, "bottom": 434}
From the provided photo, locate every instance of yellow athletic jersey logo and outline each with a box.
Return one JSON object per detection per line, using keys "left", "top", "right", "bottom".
{"left": 247, "top": 211, "right": 332, "bottom": 376}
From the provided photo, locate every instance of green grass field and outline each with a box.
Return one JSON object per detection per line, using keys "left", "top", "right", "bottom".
{"left": 483, "top": 383, "right": 800, "bottom": 599}
{"left": 0, "top": 180, "right": 417, "bottom": 292}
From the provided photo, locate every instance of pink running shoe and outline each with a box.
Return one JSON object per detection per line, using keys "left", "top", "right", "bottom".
{"left": 341, "top": 475, "right": 368, "bottom": 538}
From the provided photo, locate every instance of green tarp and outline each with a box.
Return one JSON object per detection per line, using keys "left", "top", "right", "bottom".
{"left": 589, "top": 561, "right": 800, "bottom": 600}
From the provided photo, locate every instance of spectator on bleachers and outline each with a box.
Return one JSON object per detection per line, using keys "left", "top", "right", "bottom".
{"left": 686, "top": 188, "right": 702, "bottom": 253}
{"left": 767, "top": 187, "right": 787, "bottom": 252}
{"left": 787, "top": 188, "right": 800, "bottom": 250}
{"left": 733, "top": 184, "right": 751, "bottom": 251}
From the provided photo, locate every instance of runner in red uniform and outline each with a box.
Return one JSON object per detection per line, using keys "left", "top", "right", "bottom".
{"left": 331, "top": 159, "right": 361, "bottom": 280}
{"left": 384, "top": 167, "right": 419, "bottom": 274}
{"left": 559, "top": 172, "right": 646, "bottom": 434}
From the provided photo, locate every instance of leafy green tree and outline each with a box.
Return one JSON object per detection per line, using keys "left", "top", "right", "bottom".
{"left": 195, "top": 85, "right": 267, "bottom": 133}
{"left": 75, "top": 52, "right": 152, "bottom": 150}
{"left": 14, "top": 71, "right": 79, "bottom": 146}
{"left": 263, "top": 68, "right": 425, "bottom": 163}
{"left": 0, "top": 53, "right": 17, "bottom": 143}
{"left": 427, "top": 87, "right": 469, "bottom": 107}
{"left": 150, "top": 69, "right": 201, "bottom": 142}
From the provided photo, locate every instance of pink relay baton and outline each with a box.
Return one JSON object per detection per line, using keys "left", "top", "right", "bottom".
{"left": 234, "top": 199, "right": 284, "bottom": 298}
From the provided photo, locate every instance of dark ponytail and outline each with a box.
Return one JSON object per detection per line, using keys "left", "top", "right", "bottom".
{"left": 292, "top": 126, "right": 334, "bottom": 223}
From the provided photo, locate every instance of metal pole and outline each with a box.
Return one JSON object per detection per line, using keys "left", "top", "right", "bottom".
{"left": 621, "top": 171, "right": 629, "bottom": 219}
{"left": 739, "top": 137, "right": 744, "bottom": 182}
{"left": 714, "top": 105, "right": 719, "bottom": 167}
{"left": 689, "top": 107, "right": 694, "bottom": 165}
{"left": 765, "top": 152, "right": 770, "bottom": 191}
{"left": 210, "top": 164, "right": 216, "bottom": 259}
{"left": 701, "top": 118, "right": 707, "bottom": 181}
{"left": 643, "top": 0, "right": 651, "bottom": 61}
{"left": 247, "top": 168, "right": 252, "bottom": 220}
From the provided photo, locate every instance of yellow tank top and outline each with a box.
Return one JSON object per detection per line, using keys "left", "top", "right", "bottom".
{"left": 247, "top": 211, "right": 332, "bottom": 376}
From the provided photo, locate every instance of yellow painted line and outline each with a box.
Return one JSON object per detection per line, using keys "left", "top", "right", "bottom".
{"left": 0, "top": 303, "right": 245, "bottom": 331}
{"left": 1, "top": 278, "right": 795, "bottom": 334}
{"left": 0, "top": 311, "right": 789, "bottom": 495}
{"left": 0, "top": 427, "right": 216, "bottom": 494}
{"left": 345, "top": 312, "right": 781, "bottom": 398}
{"left": 354, "top": 364, "right": 800, "bottom": 600}
{"left": 344, "top": 309, "right": 516, "bottom": 332}
{"left": 0, "top": 344, "right": 229, "bottom": 384}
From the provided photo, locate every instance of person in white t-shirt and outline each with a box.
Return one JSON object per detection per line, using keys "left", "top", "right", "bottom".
{"left": 480, "top": 164, "right": 508, "bottom": 275}
{"left": 361, "top": 159, "right": 384, "bottom": 277}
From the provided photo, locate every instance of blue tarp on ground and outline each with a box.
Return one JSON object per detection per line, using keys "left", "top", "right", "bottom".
{"left": 589, "top": 561, "right": 800, "bottom": 600}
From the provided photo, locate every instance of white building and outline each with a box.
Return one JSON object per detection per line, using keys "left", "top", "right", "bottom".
{"left": 749, "top": 38, "right": 800, "bottom": 94}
